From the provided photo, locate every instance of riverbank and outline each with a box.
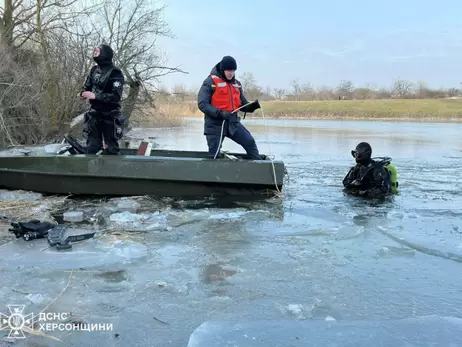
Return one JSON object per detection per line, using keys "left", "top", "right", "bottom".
{"left": 179, "top": 98, "right": 462, "bottom": 122}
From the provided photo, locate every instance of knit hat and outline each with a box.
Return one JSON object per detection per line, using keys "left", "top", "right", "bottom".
{"left": 220, "top": 56, "right": 237, "bottom": 71}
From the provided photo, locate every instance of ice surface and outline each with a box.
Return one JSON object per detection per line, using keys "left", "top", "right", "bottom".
{"left": 0, "top": 189, "right": 43, "bottom": 201}
{"left": 186, "top": 316, "right": 462, "bottom": 347}
{"left": 116, "top": 199, "right": 141, "bottom": 213}
{"left": 108, "top": 211, "right": 168, "bottom": 231}
{"left": 63, "top": 211, "right": 84, "bottom": 222}
{"left": 43, "top": 143, "right": 67, "bottom": 154}
{"left": 26, "top": 293, "right": 46, "bottom": 304}
{"left": 376, "top": 225, "right": 462, "bottom": 262}
{"left": 0, "top": 233, "right": 148, "bottom": 270}
{"left": 0, "top": 121, "right": 461, "bottom": 347}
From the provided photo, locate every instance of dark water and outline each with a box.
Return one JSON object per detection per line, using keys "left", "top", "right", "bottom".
{"left": 0, "top": 118, "right": 461, "bottom": 346}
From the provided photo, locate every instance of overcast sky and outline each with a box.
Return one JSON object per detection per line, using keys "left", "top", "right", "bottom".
{"left": 156, "top": 0, "right": 462, "bottom": 92}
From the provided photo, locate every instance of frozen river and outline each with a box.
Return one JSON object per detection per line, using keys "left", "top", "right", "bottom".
{"left": 0, "top": 118, "right": 461, "bottom": 346}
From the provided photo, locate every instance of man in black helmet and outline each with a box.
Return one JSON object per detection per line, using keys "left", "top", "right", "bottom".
{"left": 197, "top": 55, "right": 262, "bottom": 160}
{"left": 79, "top": 43, "right": 125, "bottom": 155}
{"left": 342, "top": 142, "right": 391, "bottom": 198}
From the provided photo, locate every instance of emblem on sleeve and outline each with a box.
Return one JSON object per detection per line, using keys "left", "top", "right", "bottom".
{"left": 113, "top": 81, "right": 121, "bottom": 87}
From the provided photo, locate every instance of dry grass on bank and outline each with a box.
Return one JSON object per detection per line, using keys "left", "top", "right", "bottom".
{"left": 259, "top": 99, "right": 462, "bottom": 120}
{"left": 155, "top": 98, "right": 462, "bottom": 122}
{"left": 129, "top": 102, "right": 199, "bottom": 127}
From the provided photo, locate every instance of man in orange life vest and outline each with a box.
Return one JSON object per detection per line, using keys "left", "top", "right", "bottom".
{"left": 197, "top": 56, "right": 262, "bottom": 159}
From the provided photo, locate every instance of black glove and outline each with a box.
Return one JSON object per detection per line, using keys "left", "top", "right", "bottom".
{"left": 246, "top": 100, "right": 261, "bottom": 113}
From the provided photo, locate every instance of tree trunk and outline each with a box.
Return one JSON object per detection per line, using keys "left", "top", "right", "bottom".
{"left": 1, "top": 0, "right": 14, "bottom": 46}
{"left": 122, "top": 81, "right": 141, "bottom": 120}
{"left": 36, "top": 0, "right": 59, "bottom": 133}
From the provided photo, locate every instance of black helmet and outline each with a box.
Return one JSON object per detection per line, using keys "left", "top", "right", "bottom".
{"left": 351, "top": 142, "right": 372, "bottom": 164}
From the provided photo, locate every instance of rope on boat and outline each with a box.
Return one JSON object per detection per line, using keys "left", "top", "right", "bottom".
{"left": 259, "top": 104, "right": 281, "bottom": 193}
{"left": 214, "top": 119, "right": 226, "bottom": 160}
{"left": 213, "top": 102, "right": 281, "bottom": 193}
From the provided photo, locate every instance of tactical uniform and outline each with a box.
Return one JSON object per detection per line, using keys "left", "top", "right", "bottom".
{"left": 80, "top": 44, "right": 125, "bottom": 155}
{"left": 343, "top": 142, "right": 392, "bottom": 198}
{"left": 197, "top": 56, "right": 261, "bottom": 159}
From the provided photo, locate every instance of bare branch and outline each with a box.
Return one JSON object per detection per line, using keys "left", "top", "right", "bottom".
{"left": 0, "top": 0, "right": 190, "bottom": 144}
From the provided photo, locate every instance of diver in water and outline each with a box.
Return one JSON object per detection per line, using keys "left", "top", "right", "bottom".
{"left": 342, "top": 142, "right": 398, "bottom": 198}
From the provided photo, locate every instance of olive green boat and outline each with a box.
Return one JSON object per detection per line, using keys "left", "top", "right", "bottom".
{"left": 0, "top": 138, "right": 286, "bottom": 198}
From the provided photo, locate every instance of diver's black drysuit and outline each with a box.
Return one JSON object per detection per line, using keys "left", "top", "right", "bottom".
{"left": 343, "top": 142, "right": 391, "bottom": 198}
{"left": 80, "top": 44, "right": 125, "bottom": 155}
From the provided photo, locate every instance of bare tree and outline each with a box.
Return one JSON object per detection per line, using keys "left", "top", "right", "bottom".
{"left": 238, "top": 72, "right": 263, "bottom": 100}
{"left": 0, "top": 41, "right": 48, "bottom": 146}
{"left": 273, "top": 88, "right": 286, "bottom": 100}
{"left": 315, "top": 86, "right": 335, "bottom": 100}
{"left": 85, "top": 0, "right": 188, "bottom": 121}
{"left": 262, "top": 86, "right": 274, "bottom": 100}
{"left": 392, "top": 78, "right": 413, "bottom": 98}
{"left": 0, "top": 0, "right": 99, "bottom": 133}
{"left": 187, "top": 85, "right": 199, "bottom": 101}
{"left": 44, "top": 20, "right": 103, "bottom": 134}
{"left": 171, "top": 83, "right": 189, "bottom": 102}
{"left": 336, "top": 80, "right": 354, "bottom": 99}
{"left": 239, "top": 72, "right": 256, "bottom": 90}
{"left": 0, "top": 0, "right": 191, "bottom": 144}
{"left": 0, "top": 0, "right": 92, "bottom": 48}
{"left": 288, "top": 79, "right": 315, "bottom": 101}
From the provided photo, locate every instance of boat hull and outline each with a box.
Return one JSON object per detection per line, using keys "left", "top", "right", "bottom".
{"left": 0, "top": 171, "right": 280, "bottom": 197}
{"left": 0, "top": 151, "right": 285, "bottom": 197}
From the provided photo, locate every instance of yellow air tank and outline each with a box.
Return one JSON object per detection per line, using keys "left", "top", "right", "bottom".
{"left": 384, "top": 163, "right": 398, "bottom": 193}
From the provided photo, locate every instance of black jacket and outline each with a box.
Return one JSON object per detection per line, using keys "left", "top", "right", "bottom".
{"left": 81, "top": 64, "right": 124, "bottom": 114}
{"left": 342, "top": 159, "right": 391, "bottom": 198}
{"left": 197, "top": 62, "right": 256, "bottom": 135}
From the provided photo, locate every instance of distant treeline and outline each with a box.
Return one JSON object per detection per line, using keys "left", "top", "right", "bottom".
{"left": 158, "top": 73, "right": 462, "bottom": 102}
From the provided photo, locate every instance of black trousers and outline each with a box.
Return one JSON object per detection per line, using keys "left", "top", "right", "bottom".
{"left": 206, "top": 122, "right": 261, "bottom": 160}
{"left": 84, "top": 111, "right": 120, "bottom": 155}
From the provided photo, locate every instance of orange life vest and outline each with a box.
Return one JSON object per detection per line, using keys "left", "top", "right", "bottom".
{"left": 210, "top": 74, "right": 242, "bottom": 112}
